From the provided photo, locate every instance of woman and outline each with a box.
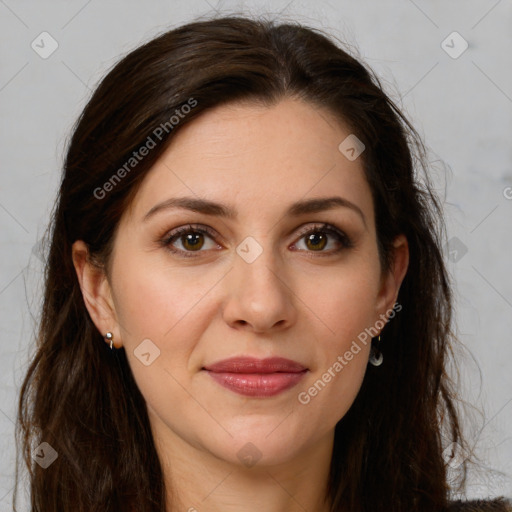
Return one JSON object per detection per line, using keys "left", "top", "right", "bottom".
{"left": 15, "top": 14, "right": 511, "bottom": 512}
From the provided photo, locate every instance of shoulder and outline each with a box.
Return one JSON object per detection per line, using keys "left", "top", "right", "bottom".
{"left": 447, "top": 497, "right": 512, "bottom": 511}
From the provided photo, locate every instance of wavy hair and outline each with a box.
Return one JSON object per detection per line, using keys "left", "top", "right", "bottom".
{"left": 15, "top": 14, "right": 481, "bottom": 512}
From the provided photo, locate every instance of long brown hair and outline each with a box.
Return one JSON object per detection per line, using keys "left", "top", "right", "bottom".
{"left": 15, "top": 14, "right": 480, "bottom": 511}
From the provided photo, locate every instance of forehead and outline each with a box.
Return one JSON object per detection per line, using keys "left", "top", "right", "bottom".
{"left": 125, "top": 97, "right": 374, "bottom": 225}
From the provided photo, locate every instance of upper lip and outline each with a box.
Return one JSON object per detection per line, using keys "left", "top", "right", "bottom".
{"left": 203, "top": 357, "right": 307, "bottom": 374}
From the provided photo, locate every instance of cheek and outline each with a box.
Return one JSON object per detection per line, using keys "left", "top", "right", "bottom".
{"left": 111, "top": 252, "right": 223, "bottom": 341}
{"left": 293, "top": 258, "right": 379, "bottom": 418}
{"left": 302, "top": 259, "right": 381, "bottom": 346}
{"left": 109, "top": 257, "right": 225, "bottom": 407}
{"left": 296, "top": 292, "right": 373, "bottom": 431}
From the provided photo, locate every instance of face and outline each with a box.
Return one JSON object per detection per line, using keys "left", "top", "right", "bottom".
{"left": 75, "top": 97, "right": 408, "bottom": 470}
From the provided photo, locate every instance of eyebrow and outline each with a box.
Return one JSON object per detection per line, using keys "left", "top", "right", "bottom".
{"left": 143, "top": 195, "right": 367, "bottom": 227}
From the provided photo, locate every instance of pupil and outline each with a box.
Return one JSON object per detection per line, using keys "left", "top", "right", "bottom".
{"left": 307, "top": 233, "right": 326, "bottom": 250}
{"left": 184, "top": 233, "right": 203, "bottom": 250}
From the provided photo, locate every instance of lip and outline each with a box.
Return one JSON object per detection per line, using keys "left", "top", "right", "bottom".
{"left": 202, "top": 357, "right": 308, "bottom": 397}
{"left": 203, "top": 356, "right": 307, "bottom": 373}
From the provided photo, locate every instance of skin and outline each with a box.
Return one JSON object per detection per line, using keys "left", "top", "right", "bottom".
{"left": 73, "top": 97, "right": 409, "bottom": 512}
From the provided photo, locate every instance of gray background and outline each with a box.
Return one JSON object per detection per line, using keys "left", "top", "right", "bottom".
{"left": 1, "top": 0, "right": 511, "bottom": 508}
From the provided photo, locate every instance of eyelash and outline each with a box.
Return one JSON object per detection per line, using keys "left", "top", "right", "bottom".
{"left": 160, "top": 223, "right": 353, "bottom": 259}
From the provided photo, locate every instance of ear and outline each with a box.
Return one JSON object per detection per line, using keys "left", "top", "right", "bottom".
{"left": 375, "top": 234, "right": 409, "bottom": 320}
{"left": 71, "top": 240, "right": 122, "bottom": 348}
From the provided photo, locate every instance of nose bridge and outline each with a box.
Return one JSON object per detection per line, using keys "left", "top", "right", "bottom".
{"left": 222, "top": 232, "right": 296, "bottom": 331}
{"left": 234, "top": 234, "right": 285, "bottom": 295}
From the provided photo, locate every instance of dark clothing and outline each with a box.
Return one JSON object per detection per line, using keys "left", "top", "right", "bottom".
{"left": 448, "top": 497, "right": 512, "bottom": 511}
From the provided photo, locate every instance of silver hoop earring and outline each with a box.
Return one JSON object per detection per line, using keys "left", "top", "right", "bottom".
{"left": 105, "top": 332, "right": 114, "bottom": 350}
{"left": 369, "top": 335, "right": 383, "bottom": 366}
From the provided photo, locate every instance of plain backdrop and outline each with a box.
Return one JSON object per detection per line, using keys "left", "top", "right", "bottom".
{"left": 1, "top": 0, "right": 511, "bottom": 508}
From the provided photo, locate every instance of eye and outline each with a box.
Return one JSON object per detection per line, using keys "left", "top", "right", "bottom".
{"left": 291, "top": 223, "right": 353, "bottom": 256}
{"left": 161, "top": 224, "right": 220, "bottom": 258}
{"left": 160, "top": 222, "right": 352, "bottom": 258}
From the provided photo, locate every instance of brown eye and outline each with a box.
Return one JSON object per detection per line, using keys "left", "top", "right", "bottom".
{"left": 162, "top": 225, "right": 219, "bottom": 258}
{"left": 304, "top": 232, "right": 328, "bottom": 251}
{"left": 161, "top": 222, "right": 352, "bottom": 259}
{"left": 293, "top": 223, "right": 353, "bottom": 255}
{"left": 180, "top": 232, "right": 205, "bottom": 251}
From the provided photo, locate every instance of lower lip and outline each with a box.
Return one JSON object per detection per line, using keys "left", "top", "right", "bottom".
{"left": 205, "top": 370, "right": 307, "bottom": 397}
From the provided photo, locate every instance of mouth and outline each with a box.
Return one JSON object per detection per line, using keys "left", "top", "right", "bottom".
{"left": 202, "top": 356, "right": 308, "bottom": 398}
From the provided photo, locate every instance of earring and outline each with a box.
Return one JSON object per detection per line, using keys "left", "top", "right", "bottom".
{"left": 105, "top": 332, "right": 114, "bottom": 350}
{"left": 369, "top": 335, "right": 383, "bottom": 366}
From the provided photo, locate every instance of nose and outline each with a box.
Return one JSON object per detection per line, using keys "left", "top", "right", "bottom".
{"left": 221, "top": 241, "right": 298, "bottom": 334}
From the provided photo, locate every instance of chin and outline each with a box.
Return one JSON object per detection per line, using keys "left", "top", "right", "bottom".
{"left": 207, "top": 428, "right": 308, "bottom": 469}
